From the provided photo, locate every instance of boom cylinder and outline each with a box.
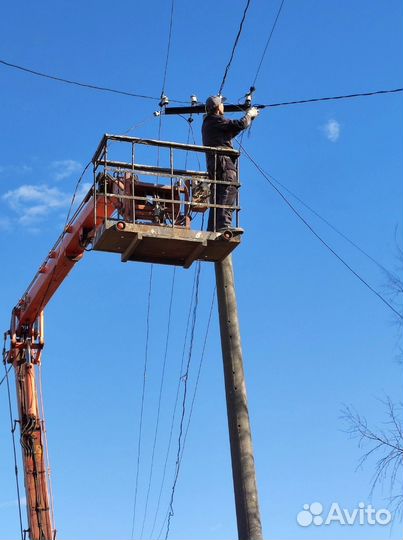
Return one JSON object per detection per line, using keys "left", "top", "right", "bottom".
{"left": 13, "top": 349, "right": 54, "bottom": 540}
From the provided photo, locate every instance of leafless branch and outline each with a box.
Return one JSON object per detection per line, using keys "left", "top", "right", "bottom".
{"left": 341, "top": 402, "right": 403, "bottom": 516}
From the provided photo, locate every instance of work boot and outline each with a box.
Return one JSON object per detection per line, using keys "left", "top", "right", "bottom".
{"left": 217, "top": 226, "right": 244, "bottom": 235}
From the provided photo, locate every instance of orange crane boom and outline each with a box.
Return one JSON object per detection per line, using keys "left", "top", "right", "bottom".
{"left": 4, "top": 186, "right": 115, "bottom": 540}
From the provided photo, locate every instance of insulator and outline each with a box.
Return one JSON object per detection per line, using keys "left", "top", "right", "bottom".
{"left": 190, "top": 94, "right": 198, "bottom": 106}
{"left": 154, "top": 110, "right": 161, "bottom": 117}
{"left": 244, "top": 86, "right": 256, "bottom": 106}
{"left": 159, "top": 95, "right": 169, "bottom": 107}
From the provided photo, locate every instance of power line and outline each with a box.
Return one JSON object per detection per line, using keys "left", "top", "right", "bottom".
{"left": 253, "top": 0, "right": 286, "bottom": 85}
{"left": 2, "top": 57, "right": 400, "bottom": 110}
{"left": 0, "top": 364, "right": 12, "bottom": 387}
{"left": 140, "top": 268, "right": 176, "bottom": 538}
{"left": 180, "top": 287, "right": 216, "bottom": 462}
{"left": 267, "top": 174, "right": 398, "bottom": 281}
{"left": 262, "top": 87, "right": 403, "bottom": 108}
{"left": 155, "top": 286, "right": 215, "bottom": 540}
{"left": 218, "top": 0, "right": 252, "bottom": 96}
{"left": 149, "top": 266, "right": 199, "bottom": 538}
{"left": 160, "top": 0, "right": 175, "bottom": 98}
{"left": 164, "top": 262, "right": 202, "bottom": 540}
{"left": 131, "top": 265, "right": 154, "bottom": 539}
{"left": 0, "top": 58, "right": 187, "bottom": 103}
{"left": 239, "top": 143, "right": 403, "bottom": 320}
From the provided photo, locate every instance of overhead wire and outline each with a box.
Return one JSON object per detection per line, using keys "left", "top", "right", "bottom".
{"left": 163, "top": 261, "right": 202, "bottom": 540}
{"left": 122, "top": 112, "right": 157, "bottom": 135}
{"left": 261, "top": 87, "right": 403, "bottom": 109}
{"left": 160, "top": 0, "right": 175, "bottom": 99}
{"left": 0, "top": 58, "right": 187, "bottom": 103}
{"left": 218, "top": 0, "right": 252, "bottom": 96}
{"left": 179, "top": 287, "right": 215, "bottom": 462}
{"left": 133, "top": 1, "right": 177, "bottom": 535}
{"left": 239, "top": 142, "right": 403, "bottom": 320}
{"left": 178, "top": 96, "right": 398, "bottom": 281}
{"left": 155, "top": 284, "right": 215, "bottom": 540}
{"left": 266, "top": 175, "right": 399, "bottom": 281}
{"left": 131, "top": 265, "right": 154, "bottom": 539}
{"left": 2, "top": 58, "right": 401, "bottom": 109}
{"left": 253, "top": 0, "right": 286, "bottom": 86}
{"left": 0, "top": 364, "right": 12, "bottom": 387}
{"left": 149, "top": 266, "right": 199, "bottom": 538}
{"left": 140, "top": 268, "right": 177, "bottom": 538}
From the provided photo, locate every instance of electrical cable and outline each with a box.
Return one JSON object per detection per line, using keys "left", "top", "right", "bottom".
{"left": 155, "top": 283, "right": 214, "bottom": 540}
{"left": 262, "top": 87, "right": 403, "bottom": 109}
{"left": 164, "top": 261, "right": 202, "bottom": 540}
{"left": 149, "top": 265, "right": 199, "bottom": 538}
{"left": 179, "top": 287, "right": 215, "bottom": 462}
{"left": 139, "top": 268, "right": 176, "bottom": 538}
{"left": 0, "top": 58, "right": 187, "bottom": 103}
{"left": 266, "top": 174, "right": 399, "bottom": 281}
{"left": 253, "top": 0, "right": 286, "bottom": 85}
{"left": 122, "top": 113, "right": 157, "bottom": 135}
{"left": 239, "top": 142, "right": 403, "bottom": 320}
{"left": 160, "top": 0, "right": 175, "bottom": 99}
{"left": 2, "top": 338, "right": 24, "bottom": 540}
{"left": 131, "top": 265, "right": 154, "bottom": 539}
{"left": 0, "top": 364, "right": 12, "bottom": 387}
{"left": 64, "top": 161, "right": 92, "bottom": 229}
{"left": 136, "top": 5, "right": 177, "bottom": 527}
{"left": 218, "top": 0, "right": 252, "bottom": 96}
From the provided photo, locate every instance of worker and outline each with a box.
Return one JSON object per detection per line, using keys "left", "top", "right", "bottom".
{"left": 201, "top": 95, "right": 259, "bottom": 232}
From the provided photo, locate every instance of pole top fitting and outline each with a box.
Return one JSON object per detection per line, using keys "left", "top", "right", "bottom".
{"left": 159, "top": 94, "right": 169, "bottom": 108}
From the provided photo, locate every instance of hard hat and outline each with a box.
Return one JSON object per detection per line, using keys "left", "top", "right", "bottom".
{"left": 205, "top": 95, "right": 222, "bottom": 113}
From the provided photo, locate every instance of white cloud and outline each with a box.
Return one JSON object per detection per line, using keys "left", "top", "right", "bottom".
{"left": 0, "top": 164, "right": 32, "bottom": 176}
{"left": 2, "top": 182, "right": 92, "bottom": 227}
{"left": 50, "top": 159, "right": 82, "bottom": 181}
{"left": 323, "top": 119, "right": 341, "bottom": 142}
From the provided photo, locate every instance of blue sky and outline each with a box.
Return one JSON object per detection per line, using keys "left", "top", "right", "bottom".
{"left": 0, "top": 1, "right": 402, "bottom": 539}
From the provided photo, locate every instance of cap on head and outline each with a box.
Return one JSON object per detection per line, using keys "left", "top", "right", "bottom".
{"left": 205, "top": 95, "right": 222, "bottom": 113}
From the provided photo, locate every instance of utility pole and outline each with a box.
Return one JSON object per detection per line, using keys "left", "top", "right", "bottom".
{"left": 215, "top": 254, "right": 263, "bottom": 540}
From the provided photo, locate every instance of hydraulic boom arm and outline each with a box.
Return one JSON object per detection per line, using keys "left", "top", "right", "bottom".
{"left": 4, "top": 186, "right": 115, "bottom": 540}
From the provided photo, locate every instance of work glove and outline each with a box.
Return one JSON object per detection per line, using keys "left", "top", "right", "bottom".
{"left": 246, "top": 107, "right": 259, "bottom": 119}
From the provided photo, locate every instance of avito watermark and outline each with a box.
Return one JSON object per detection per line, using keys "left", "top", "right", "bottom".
{"left": 296, "top": 502, "right": 392, "bottom": 527}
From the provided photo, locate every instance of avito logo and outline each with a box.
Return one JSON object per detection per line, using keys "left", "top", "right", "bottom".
{"left": 296, "top": 502, "right": 392, "bottom": 527}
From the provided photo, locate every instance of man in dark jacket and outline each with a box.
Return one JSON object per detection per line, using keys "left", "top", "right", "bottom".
{"left": 201, "top": 95, "right": 259, "bottom": 232}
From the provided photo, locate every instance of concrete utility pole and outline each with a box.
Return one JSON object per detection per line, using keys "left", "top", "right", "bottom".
{"left": 215, "top": 254, "right": 263, "bottom": 540}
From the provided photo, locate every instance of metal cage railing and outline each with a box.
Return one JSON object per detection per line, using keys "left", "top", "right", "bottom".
{"left": 92, "top": 134, "right": 241, "bottom": 233}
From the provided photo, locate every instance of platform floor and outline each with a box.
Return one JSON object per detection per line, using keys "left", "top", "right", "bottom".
{"left": 93, "top": 220, "right": 241, "bottom": 267}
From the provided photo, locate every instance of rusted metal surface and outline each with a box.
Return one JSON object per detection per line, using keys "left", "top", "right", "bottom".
{"left": 92, "top": 221, "right": 240, "bottom": 267}
{"left": 14, "top": 360, "right": 54, "bottom": 540}
{"left": 92, "top": 134, "right": 240, "bottom": 163}
{"left": 11, "top": 189, "right": 115, "bottom": 337}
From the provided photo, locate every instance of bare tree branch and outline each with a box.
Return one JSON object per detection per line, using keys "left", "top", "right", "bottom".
{"left": 341, "top": 403, "right": 403, "bottom": 516}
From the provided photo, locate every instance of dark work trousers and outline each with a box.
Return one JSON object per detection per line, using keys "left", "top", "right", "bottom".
{"left": 207, "top": 167, "right": 238, "bottom": 231}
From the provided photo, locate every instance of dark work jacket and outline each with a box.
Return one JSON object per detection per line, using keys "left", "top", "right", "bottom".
{"left": 202, "top": 113, "right": 250, "bottom": 176}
